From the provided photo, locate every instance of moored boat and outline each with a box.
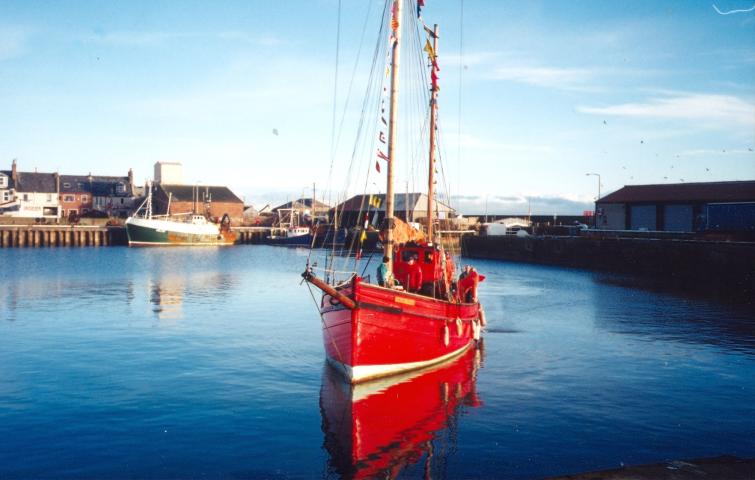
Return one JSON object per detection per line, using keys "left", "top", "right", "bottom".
{"left": 303, "top": 0, "right": 486, "bottom": 383}
{"left": 125, "top": 183, "right": 236, "bottom": 246}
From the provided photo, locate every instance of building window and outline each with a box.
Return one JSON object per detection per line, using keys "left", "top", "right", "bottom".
{"left": 47, "top": 194, "right": 52, "bottom": 202}
{"left": 63, "top": 182, "right": 71, "bottom": 188}
{"left": 63, "top": 195, "right": 75, "bottom": 202}
{"left": 116, "top": 183, "right": 126, "bottom": 194}
{"left": 2, "top": 191, "right": 9, "bottom": 202}
{"left": 82, "top": 195, "right": 88, "bottom": 203}
{"left": 23, "top": 193, "right": 29, "bottom": 201}
{"left": 0, "top": 176, "right": 6, "bottom": 187}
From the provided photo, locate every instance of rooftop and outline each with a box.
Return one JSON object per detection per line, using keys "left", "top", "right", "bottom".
{"left": 598, "top": 180, "right": 755, "bottom": 204}
{"left": 157, "top": 184, "right": 243, "bottom": 204}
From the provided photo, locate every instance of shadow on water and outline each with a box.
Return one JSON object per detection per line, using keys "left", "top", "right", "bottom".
{"left": 591, "top": 270, "right": 754, "bottom": 308}
{"left": 320, "top": 343, "right": 485, "bottom": 479}
{"left": 590, "top": 272, "right": 755, "bottom": 354}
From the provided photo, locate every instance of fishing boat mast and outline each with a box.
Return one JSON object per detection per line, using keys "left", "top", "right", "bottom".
{"left": 426, "top": 24, "right": 439, "bottom": 241}
{"left": 384, "top": 0, "right": 403, "bottom": 272}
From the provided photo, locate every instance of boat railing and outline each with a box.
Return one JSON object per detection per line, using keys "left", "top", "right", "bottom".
{"left": 308, "top": 266, "right": 357, "bottom": 286}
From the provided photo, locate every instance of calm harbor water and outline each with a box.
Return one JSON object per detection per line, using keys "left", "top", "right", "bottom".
{"left": 1, "top": 246, "right": 753, "bottom": 479}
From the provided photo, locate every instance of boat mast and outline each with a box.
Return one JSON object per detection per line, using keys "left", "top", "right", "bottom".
{"left": 384, "top": 0, "right": 403, "bottom": 270}
{"left": 426, "top": 24, "right": 439, "bottom": 241}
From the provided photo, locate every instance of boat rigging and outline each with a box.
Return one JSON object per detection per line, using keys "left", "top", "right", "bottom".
{"left": 302, "top": 0, "right": 486, "bottom": 384}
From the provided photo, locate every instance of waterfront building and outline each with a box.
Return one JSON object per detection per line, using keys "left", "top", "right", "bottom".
{"left": 59, "top": 175, "right": 94, "bottom": 219}
{"left": 333, "top": 193, "right": 455, "bottom": 228}
{"left": 61, "top": 169, "right": 141, "bottom": 219}
{"left": 273, "top": 198, "right": 331, "bottom": 217}
{"left": 153, "top": 184, "right": 244, "bottom": 224}
{"left": 0, "top": 160, "right": 61, "bottom": 219}
{"left": 595, "top": 180, "right": 755, "bottom": 232}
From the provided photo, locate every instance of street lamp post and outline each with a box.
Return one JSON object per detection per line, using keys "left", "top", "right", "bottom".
{"left": 586, "top": 173, "right": 601, "bottom": 228}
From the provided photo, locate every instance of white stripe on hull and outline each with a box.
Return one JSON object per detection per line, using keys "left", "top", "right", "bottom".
{"left": 327, "top": 340, "right": 474, "bottom": 384}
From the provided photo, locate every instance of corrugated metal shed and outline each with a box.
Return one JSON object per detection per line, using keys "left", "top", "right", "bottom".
{"left": 598, "top": 181, "right": 755, "bottom": 204}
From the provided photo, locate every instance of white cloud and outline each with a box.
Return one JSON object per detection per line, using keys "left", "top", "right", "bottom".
{"left": 451, "top": 194, "right": 593, "bottom": 215}
{"left": 577, "top": 93, "right": 755, "bottom": 128}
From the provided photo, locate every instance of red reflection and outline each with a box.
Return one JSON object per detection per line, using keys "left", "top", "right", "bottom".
{"left": 320, "top": 342, "right": 484, "bottom": 479}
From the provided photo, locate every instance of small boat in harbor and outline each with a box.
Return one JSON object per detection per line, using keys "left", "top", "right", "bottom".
{"left": 266, "top": 206, "right": 314, "bottom": 247}
{"left": 125, "top": 183, "right": 236, "bottom": 246}
{"left": 302, "top": 0, "right": 486, "bottom": 383}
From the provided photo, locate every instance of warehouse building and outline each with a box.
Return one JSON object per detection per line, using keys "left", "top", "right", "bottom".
{"left": 595, "top": 180, "right": 755, "bottom": 233}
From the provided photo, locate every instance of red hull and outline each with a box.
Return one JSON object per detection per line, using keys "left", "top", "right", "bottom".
{"left": 320, "top": 277, "right": 482, "bottom": 383}
{"left": 320, "top": 344, "right": 482, "bottom": 478}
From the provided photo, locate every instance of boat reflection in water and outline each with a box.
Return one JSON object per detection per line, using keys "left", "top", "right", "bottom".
{"left": 320, "top": 342, "right": 484, "bottom": 479}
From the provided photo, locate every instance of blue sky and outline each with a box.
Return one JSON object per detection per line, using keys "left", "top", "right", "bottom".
{"left": 1, "top": 0, "right": 753, "bottom": 214}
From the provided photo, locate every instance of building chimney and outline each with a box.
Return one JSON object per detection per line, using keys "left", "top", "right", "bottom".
{"left": 11, "top": 158, "right": 17, "bottom": 183}
{"left": 54, "top": 172, "right": 60, "bottom": 194}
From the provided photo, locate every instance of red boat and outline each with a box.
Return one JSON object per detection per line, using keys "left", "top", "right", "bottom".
{"left": 302, "top": 0, "right": 485, "bottom": 384}
{"left": 303, "top": 242, "right": 483, "bottom": 383}
{"left": 320, "top": 343, "right": 483, "bottom": 478}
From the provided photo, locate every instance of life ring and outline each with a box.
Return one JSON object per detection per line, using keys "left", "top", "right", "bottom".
{"left": 456, "top": 317, "right": 462, "bottom": 336}
{"left": 443, "top": 325, "right": 449, "bottom": 347}
{"left": 479, "top": 307, "right": 487, "bottom": 327}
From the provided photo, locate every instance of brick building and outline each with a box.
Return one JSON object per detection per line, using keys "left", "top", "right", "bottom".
{"left": 153, "top": 184, "right": 244, "bottom": 224}
{"left": 59, "top": 175, "right": 94, "bottom": 219}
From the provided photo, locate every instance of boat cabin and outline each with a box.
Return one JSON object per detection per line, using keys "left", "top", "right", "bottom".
{"left": 287, "top": 227, "right": 311, "bottom": 238}
{"left": 392, "top": 242, "right": 454, "bottom": 298}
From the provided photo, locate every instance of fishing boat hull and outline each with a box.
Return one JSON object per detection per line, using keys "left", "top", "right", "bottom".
{"left": 320, "top": 344, "right": 482, "bottom": 478}
{"left": 265, "top": 233, "right": 313, "bottom": 247}
{"left": 319, "top": 277, "right": 482, "bottom": 383}
{"left": 125, "top": 217, "right": 236, "bottom": 246}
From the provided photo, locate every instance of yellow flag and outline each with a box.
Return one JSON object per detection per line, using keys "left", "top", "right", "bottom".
{"left": 423, "top": 39, "right": 435, "bottom": 59}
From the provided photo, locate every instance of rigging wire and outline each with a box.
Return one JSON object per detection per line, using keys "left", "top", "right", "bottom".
{"left": 456, "top": 0, "right": 465, "bottom": 211}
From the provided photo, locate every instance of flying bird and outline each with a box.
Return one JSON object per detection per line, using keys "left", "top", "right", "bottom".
{"left": 272, "top": 128, "right": 279, "bottom": 136}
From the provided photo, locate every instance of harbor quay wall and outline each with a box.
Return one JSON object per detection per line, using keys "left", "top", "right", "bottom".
{"left": 0, "top": 225, "right": 281, "bottom": 247}
{"left": 462, "top": 234, "right": 755, "bottom": 295}
{"left": 0, "top": 225, "right": 127, "bottom": 247}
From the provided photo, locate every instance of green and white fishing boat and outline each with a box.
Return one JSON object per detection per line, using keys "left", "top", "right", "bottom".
{"left": 125, "top": 183, "right": 235, "bottom": 246}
